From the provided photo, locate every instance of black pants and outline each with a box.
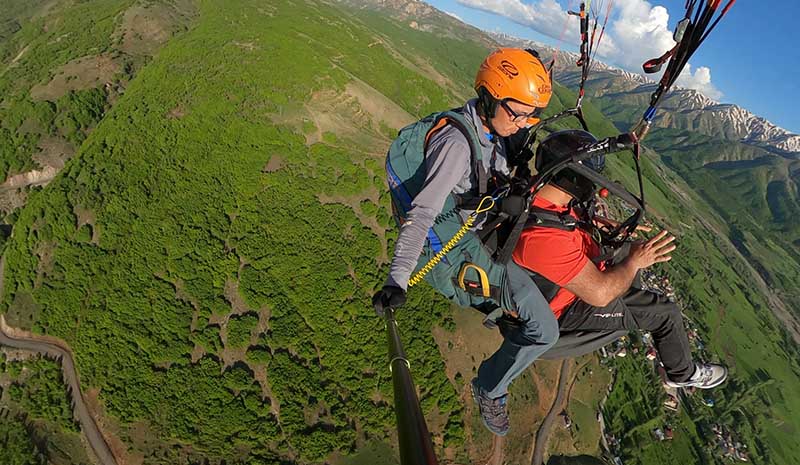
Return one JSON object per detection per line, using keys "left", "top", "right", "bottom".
{"left": 558, "top": 287, "right": 695, "bottom": 382}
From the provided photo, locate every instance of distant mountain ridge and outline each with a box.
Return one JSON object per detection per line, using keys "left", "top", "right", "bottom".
{"left": 334, "top": 0, "right": 496, "bottom": 47}
{"left": 329, "top": 1, "right": 800, "bottom": 155}
{"left": 491, "top": 32, "right": 800, "bottom": 156}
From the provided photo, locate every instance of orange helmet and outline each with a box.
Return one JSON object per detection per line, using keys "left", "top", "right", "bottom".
{"left": 474, "top": 48, "right": 552, "bottom": 123}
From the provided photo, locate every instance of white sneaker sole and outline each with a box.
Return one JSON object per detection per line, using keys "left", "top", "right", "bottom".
{"left": 665, "top": 366, "right": 728, "bottom": 390}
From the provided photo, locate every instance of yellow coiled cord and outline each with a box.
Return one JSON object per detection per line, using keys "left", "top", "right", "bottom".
{"left": 407, "top": 196, "right": 495, "bottom": 287}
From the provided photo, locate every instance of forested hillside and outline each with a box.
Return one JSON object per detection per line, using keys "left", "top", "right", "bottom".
{"left": 1, "top": 0, "right": 479, "bottom": 463}
{"left": 1, "top": 1, "right": 799, "bottom": 465}
{"left": 0, "top": 0, "right": 196, "bottom": 223}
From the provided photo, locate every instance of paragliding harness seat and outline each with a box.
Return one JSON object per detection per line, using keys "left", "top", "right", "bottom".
{"left": 386, "top": 109, "right": 510, "bottom": 311}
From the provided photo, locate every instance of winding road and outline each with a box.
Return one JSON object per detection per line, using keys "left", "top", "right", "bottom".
{"left": 0, "top": 315, "right": 119, "bottom": 465}
{"left": 531, "top": 359, "right": 571, "bottom": 465}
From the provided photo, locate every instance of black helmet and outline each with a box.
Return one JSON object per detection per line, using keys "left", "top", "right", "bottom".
{"left": 535, "top": 129, "right": 604, "bottom": 202}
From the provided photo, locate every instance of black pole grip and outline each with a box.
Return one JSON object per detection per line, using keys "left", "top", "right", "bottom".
{"left": 385, "top": 308, "right": 439, "bottom": 465}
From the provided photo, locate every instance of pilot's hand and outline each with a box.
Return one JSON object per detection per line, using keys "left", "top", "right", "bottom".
{"left": 372, "top": 285, "right": 407, "bottom": 317}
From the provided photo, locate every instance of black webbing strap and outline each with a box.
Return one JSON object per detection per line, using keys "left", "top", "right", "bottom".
{"left": 529, "top": 270, "right": 561, "bottom": 303}
{"left": 452, "top": 195, "right": 484, "bottom": 211}
{"left": 493, "top": 209, "right": 529, "bottom": 265}
{"left": 492, "top": 203, "right": 590, "bottom": 265}
{"left": 525, "top": 207, "right": 580, "bottom": 231}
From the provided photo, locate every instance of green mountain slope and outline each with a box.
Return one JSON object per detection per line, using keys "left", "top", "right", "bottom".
{"left": 0, "top": 0, "right": 196, "bottom": 219}
{"left": 1, "top": 1, "right": 799, "bottom": 465}
{"left": 1, "top": 0, "right": 480, "bottom": 462}
{"left": 589, "top": 95, "right": 800, "bottom": 322}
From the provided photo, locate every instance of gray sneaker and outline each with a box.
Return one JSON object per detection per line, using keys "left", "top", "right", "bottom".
{"left": 665, "top": 363, "right": 728, "bottom": 389}
{"left": 471, "top": 378, "right": 509, "bottom": 436}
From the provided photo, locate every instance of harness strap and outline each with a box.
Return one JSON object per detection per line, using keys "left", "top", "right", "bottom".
{"left": 452, "top": 276, "right": 503, "bottom": 301}
{"left": 493, "top": 209, "right": 529, "bottom": 265}
{"left": 592, "top": 246, "right": 617, "bottom": 265}
{"left": 424, "top": 112, "right": 489, "bottom": 197}
{"left": 452, "top": 262, "right": 503, "bottom": 300}
{"left": 449, "top": 195, "right": 474, "bottom": 209}
{"left": 525, "top": 207, "right": 580, "bottom": 231}
{"left": 530, "top": 272, "right": 561, "bottom": 303}
{"left": 520, "top": 206, "right": 608, "bottom": 303}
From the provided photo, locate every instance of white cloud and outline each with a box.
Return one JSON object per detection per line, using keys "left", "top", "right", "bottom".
{"left": 456, "top": 0, "right": 621, "bottom": 55}
{"left": 609, "top": 0, "right": 675, "bottom": 70}
{"left": 456, "top": 0, "right": 722, "bottom": 99}
{"left": 456, "top": 0, "right": 572, "bottom": 40}
{"left": 675, "top": 64, "right": 723, "bottom": 100}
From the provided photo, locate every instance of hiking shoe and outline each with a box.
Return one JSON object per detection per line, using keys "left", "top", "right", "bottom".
{"left": 665, "top": 363, "right": 728, "bottom": 389}
{"left": 471, "top": 378, "right": 509, "bottom": 436}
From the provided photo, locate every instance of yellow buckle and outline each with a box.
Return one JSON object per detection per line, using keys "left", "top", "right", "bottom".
{"left": 457, "top": 263, "right": 491, "bottom": 298}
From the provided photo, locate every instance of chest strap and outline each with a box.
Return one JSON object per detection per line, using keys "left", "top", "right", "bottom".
{"left": 525, "top": 207, "right": 580, "bottom": 231}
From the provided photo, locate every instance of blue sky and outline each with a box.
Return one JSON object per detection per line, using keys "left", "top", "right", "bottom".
{"left": 425, "top": 0, "right": 799, "bottom": 134}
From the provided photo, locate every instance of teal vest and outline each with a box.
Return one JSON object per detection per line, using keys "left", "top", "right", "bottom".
{"left": 385, "top": 110, "right": 488, "bottom": 255}
{"left": 386, "top": 110, "right": 506, "bottom": 307}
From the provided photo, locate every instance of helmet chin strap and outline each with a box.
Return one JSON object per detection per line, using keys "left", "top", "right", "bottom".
{"left": 479, "top": 114, "right": 500, "bottom": 139}
{"left": 476, "top": 91, "right": 501, "bottom": 138}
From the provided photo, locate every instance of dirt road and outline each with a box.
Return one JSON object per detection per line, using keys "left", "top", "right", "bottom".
{"left": 531, "top": 359, "right": 571, "bottom": 465}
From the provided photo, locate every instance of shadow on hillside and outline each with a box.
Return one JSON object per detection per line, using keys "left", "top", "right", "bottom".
{"left": 547, "top": 454, "right": 608, "bottom": 465}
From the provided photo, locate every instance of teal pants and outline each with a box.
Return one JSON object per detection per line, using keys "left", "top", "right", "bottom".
{"left": 418, "top": 231, "right": 559, "bottom": 398}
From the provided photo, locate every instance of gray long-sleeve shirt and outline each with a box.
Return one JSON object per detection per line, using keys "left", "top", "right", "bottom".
{"left": 386, "top": 99, "right": 511, "bottom": 290}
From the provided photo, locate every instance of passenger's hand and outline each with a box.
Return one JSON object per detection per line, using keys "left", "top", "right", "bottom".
{"left": 631, "top": 222, "right": 653, "bottom": 238}
{"left": 372, "top": 285, "right": 407, "bottom": 317}
{"left": 627, "top": 230, "right": 676, "bottom": 270}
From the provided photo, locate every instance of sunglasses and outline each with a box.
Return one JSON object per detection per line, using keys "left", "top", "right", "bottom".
{"left": 499, "top": 99, "right": 544, "bottom": 124}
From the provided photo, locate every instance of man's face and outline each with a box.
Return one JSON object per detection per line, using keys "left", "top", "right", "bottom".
{"left": 490, "top": 99, "right": 541, "bottom": 137}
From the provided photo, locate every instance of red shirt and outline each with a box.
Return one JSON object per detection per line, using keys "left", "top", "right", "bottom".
{"left": 512, "top": 196, "right": 604, "bottom": 318}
